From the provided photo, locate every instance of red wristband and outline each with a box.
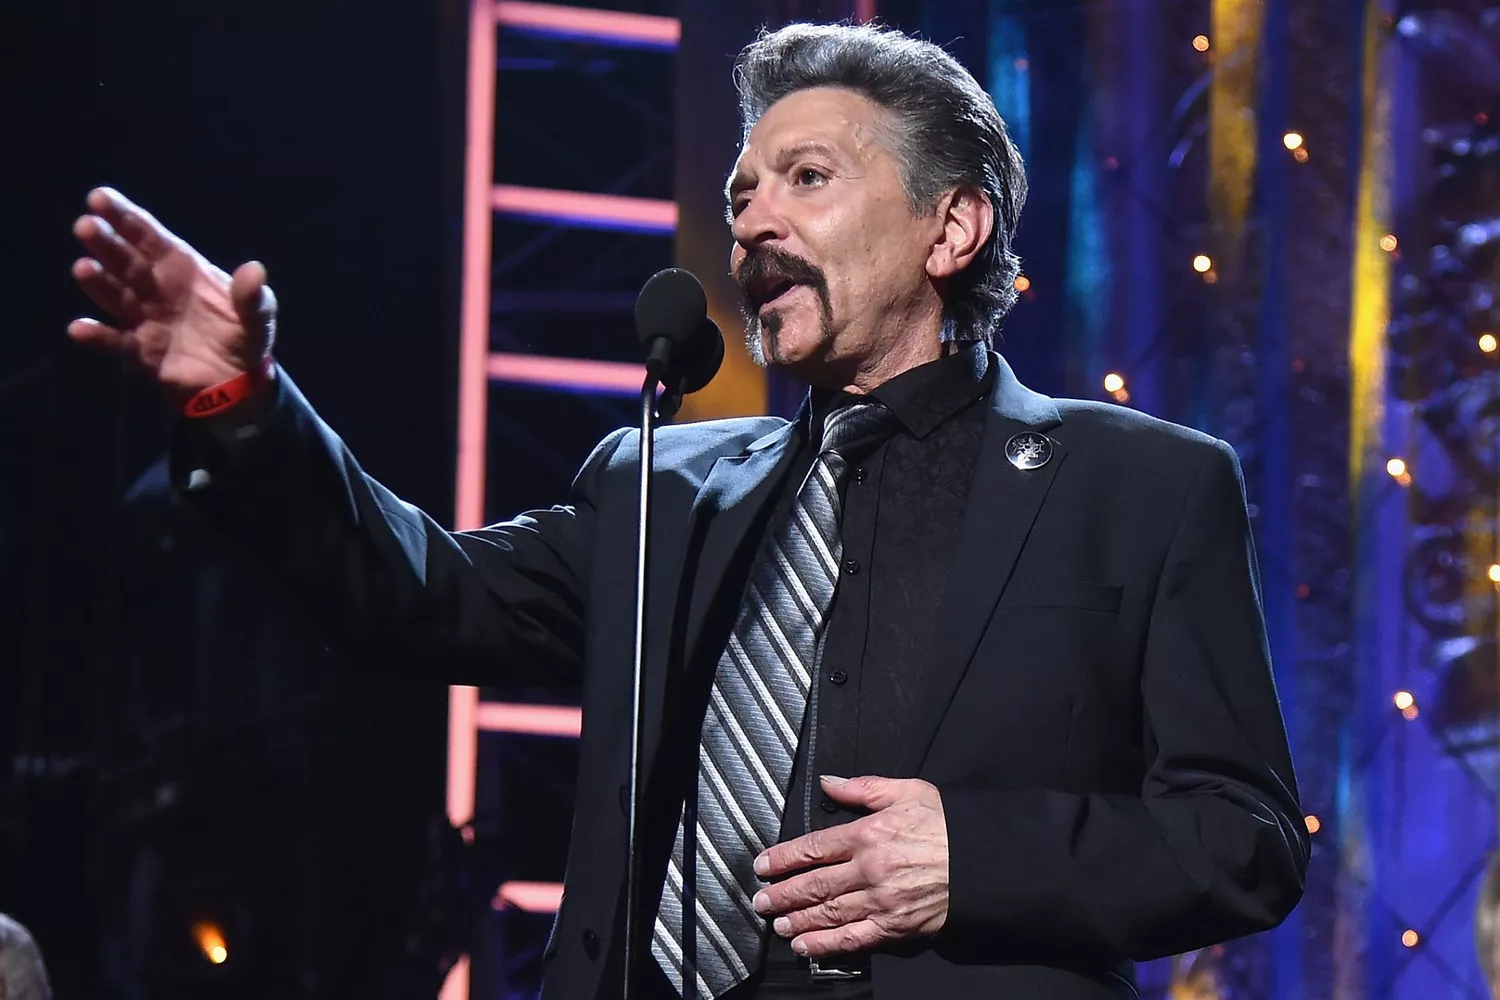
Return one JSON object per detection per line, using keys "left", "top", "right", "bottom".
{"left": 182, "top": 356, "right": 276, "bottom": 419}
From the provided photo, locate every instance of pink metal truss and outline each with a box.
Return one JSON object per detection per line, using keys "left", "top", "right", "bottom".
{"left": 493, "top": 184, "right": 678, "bottom": 233}
{"left": 494, "top": 880, "right": 570, "bottom": 912}
{"left": 476, "top": 701, "right": 584, "bottom": 737}
{"left": 496, "top": 1, "right": 680, "bottom": 48}
{"left": 447, "top": 2, "right": 683, "bottom": 996}
{"left": 486, "top": 353, "right": 644, "bottom": 395}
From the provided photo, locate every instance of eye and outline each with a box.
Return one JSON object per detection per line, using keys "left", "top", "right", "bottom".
{"left": 794, "top": 167, "right": 828, "bottom": 187}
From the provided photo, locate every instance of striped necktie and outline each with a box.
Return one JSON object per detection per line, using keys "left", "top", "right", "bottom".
{"left": 652, "top": 399, "right": 898, "bottom": 998}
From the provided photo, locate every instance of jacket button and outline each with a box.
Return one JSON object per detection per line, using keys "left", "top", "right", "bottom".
{"left": 853, "top": 468, "right": 868, "bottom": 484}
{"left": 828, "top": 669, "right": 848, "bottom": 685}
{"left": 820, "top": 795, "right": 838, "bottom": 813}
{"left": 843, "top": 558, "right": 861, "bottom": 575}
{"left": 582, "top": 928, "right": 600, "bottom": 959}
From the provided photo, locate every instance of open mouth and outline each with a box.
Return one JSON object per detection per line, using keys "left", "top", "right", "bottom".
{"left": 752, "top": 278, "right": 800, "bottom": 313}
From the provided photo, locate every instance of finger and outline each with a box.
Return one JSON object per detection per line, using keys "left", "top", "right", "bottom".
{"left": 87, "top": 186, "right": 179, "bottom": 261}
{"left": 67, "top": 317, "right": 138, "bottom": 358}
{"left": 72, "top": 215, "right": 151, "bottom": 289}
{"left": 820, "top": 774, "right": 910, "bottom": 811}
{"left": 791, "top": 918, "right": 886, "bottom": 958}
{"left": 230, "top": 260, "right": 277, "bottom": 348}
{"left": 73, "top": 257, "right": 142, "bottom": 322}
{"left": 771, "top": 890, "right": 877, "bottom": 938}
{"left": 754, "top": 861, "right": 865, "bottom": 916}
{"left": 756, "top": 826, "right": 856, "bottom": 878}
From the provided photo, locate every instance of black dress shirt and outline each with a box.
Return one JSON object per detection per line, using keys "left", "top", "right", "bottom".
{"left": 778, "top": 344, "right": 993, "bottom": 845}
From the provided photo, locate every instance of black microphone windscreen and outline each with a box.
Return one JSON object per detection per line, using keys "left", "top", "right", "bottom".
{"left": 635, "top": 268, "right": 708, "bottom": 349}
{"left": 678, "top": 317, "right": 726, "bottom": 395}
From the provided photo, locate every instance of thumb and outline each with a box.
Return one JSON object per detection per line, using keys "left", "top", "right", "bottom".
{"left": 820, "top": 774, "right": 906, "bottom": 810}
{"left": 230, "top": 260, "right": 278, "bottom": 354}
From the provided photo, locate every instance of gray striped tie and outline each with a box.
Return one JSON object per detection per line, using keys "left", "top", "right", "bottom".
{"left": 652, "top": 400, "right": 897, "bottom": 998}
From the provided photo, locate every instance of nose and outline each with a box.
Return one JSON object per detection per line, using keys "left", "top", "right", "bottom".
{"left": 731, "top": 187, "right": 788, "bottom": 253}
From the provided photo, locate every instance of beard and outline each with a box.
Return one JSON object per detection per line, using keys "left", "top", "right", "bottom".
{"left": 735, "top": 246, "right": 836, "bottom": 368}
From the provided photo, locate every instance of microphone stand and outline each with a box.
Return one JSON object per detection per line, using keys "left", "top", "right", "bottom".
{"left": 624, "top": 370, "right": 682, "bottom": 1000}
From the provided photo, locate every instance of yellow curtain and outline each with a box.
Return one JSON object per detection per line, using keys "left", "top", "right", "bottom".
{"left": 1209, "top": 0, "right": 1265, "bottom": 259}
{"left": 1348, "top": 0, "right": 1391, "bottom": 486}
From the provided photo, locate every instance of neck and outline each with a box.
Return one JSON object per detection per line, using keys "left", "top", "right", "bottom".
{"left": 841, "top": 327, "right": 948, "bottom": 394}
{"left": 839, "top": 295, "right": 950, "bottom": 393}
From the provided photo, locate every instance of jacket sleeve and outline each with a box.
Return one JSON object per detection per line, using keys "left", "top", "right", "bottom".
{"left": 935, "top": 439, "right": 1308, "bottom": 964}
{"left": 172, "top": 365, "right": 625, "bottom": 688}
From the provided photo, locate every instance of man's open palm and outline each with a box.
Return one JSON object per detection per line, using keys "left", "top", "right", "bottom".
{"left": 68, "top": 187, "right": 276, "bottom": 399}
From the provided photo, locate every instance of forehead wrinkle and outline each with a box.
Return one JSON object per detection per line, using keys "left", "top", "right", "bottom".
{"left": 724, "top": 93, "right": 897, "bottom": 201}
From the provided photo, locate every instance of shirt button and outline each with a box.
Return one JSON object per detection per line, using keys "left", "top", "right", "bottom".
{"left": 853, "top": 468, "right": 868, "bottom": 484}
{"left": 843, "top": 558, "right": 861, "bottom": 575}
{"left": 828, "top": 669, "right": 848, "bottom": 685}
{"left": 582, "top": 928, "right": 600, "bottom": 959}
{"left": 820, "top": 795, "right": 839, "bottom": 813}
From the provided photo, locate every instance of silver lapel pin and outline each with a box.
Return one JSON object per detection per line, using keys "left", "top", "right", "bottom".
{"left": 1005, "top": 431, "right": 1054, "bottom": 471}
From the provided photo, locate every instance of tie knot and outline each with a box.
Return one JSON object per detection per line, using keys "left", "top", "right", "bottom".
{"left": 817, "top": 399, "right": 898, "bottom": 464}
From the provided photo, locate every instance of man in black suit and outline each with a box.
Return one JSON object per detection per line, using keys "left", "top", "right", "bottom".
{"left": 67, "top": 21, "right": 1307, "bottom": 1000}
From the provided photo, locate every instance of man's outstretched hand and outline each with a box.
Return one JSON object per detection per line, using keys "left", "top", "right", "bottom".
{"left": 68, "top": 187, "right": 277, "bottom": 401}
{"left": 752, "top": 775, "right": 951, "bottom": 959}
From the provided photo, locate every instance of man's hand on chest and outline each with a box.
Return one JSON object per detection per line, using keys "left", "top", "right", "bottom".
{"left": 751, "top": 774, "right": 951, "bottom": 958}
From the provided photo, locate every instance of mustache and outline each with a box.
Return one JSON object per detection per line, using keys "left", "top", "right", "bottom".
{"left": 734, "top": 246, "right": 829, "bottom": 311}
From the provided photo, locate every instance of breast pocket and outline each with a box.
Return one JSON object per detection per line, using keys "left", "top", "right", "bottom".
{"left": 998, "top": 580, "right": 1123, "bottom": 614}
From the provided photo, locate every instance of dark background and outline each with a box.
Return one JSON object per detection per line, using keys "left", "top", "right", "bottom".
{"left": 6, "top": 1, "right": 464, "bottom": 994}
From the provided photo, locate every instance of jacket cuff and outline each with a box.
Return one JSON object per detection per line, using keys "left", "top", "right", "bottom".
{"left": 169, "top": 363, "right": 291, "bottom": 493}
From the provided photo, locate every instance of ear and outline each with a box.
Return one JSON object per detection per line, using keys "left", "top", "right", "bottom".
{"left": 925, "top": 186, "right": 995, "bottom": 280}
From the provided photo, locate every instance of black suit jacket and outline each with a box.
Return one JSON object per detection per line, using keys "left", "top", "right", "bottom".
{"left": 178, "top": 352, "right": 1308, "bottom": 1000}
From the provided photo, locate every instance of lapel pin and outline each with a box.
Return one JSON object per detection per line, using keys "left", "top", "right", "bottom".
{"left": 1005, "top": 432, "right": 1054, "bottom": 471}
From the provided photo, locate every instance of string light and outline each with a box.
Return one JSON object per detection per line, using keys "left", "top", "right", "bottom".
{"left": 1402, "top": 929, "right": 1420, "bottom": 948}
{"left": 1480, "top": 332, "right": 1498, "bottom": 353}
{"left": 1386, "top": 457, "right": 1407, "bottom": 478}
{"left": 1103, "top": 373, "right": 1126, "bottom": 393}
{"left": 1380, "top": 234, "right": 1399, "bottom": 253}
{"left": 1193, "top": 254, "right": 1213, "bottom": 273}
{"left": 192, "top": 921, "right": 228, "bottom": 965}
{"left": 1283, "top": 131, "right": 1305, "bottom": 150}
{"left": 1488, "top": 563, "right": 1500, "bottom": 583}
{"left": 1193, "top": 34, "right": 1211, "bottom": 52}
{"left": 1394, "top": 691, "right": 1414, "bottom": 711}
{"left": 1293, "top": 148, "right": 1310, "bottom": 163}
{"left": 1013, "top": 274, "right": 1032, "bottom": 293}
{"left": 1305, "top": 814, "right": 1322, "bottom": 834}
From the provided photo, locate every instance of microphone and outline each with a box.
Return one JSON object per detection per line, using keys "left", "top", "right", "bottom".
{"left": 634, "top": 268, "right": 726, "bottom": 399}
{"left": 623, "top": 269, "right": 727, "bottom": 996}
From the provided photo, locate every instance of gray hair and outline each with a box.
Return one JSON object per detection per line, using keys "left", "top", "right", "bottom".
{"left": 0, "top": 914, "right": 51, "bottom": 1000}
{"left": 733, "top": 22, "right": 1028, "bottom": 345}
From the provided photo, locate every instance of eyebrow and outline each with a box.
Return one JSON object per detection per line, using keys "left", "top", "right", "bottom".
{"left": 724, "top": 140, "right": 845, "bottom": 202}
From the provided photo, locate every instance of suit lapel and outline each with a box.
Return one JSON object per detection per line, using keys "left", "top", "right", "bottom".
{"left": 897, "top": 354, "right": 1066, "bottom": 776}
{"left": 643, "top": 417, "right": 802, "bottom": 763}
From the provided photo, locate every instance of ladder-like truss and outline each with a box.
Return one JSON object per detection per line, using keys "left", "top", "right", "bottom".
{"left": 444, "top": 2, "right": 679, "bottom": 997}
